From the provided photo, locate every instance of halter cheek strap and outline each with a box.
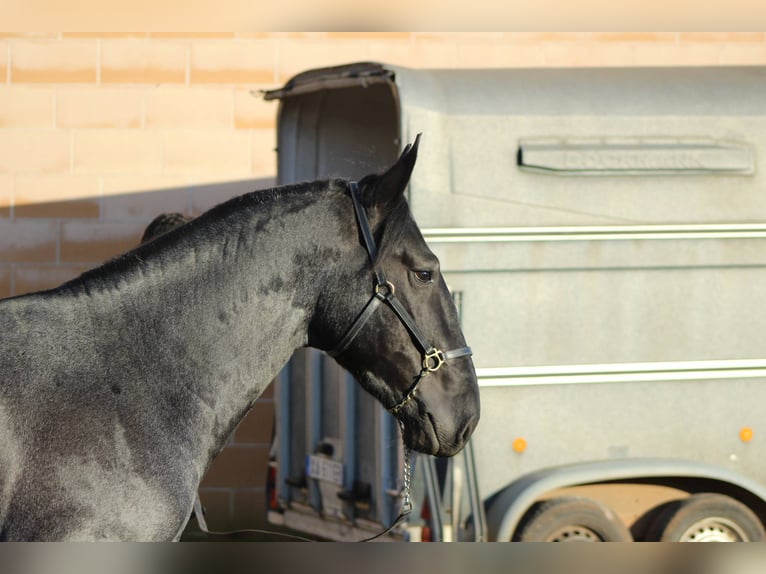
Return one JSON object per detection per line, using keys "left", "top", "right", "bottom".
{"left": 328, "top": 181, "right": 472, "bottom": 415}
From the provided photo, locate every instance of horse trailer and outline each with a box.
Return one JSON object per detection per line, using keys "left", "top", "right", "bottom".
{"left": 263, "top": 62, "right": 766, "bottom": 542}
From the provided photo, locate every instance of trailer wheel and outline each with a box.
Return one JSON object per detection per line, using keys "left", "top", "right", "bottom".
{"left": 645, "top": 493, "right": 765, "bottom": 542}
{"left": 514, "top": 496, "right": 632, "bottom": 542}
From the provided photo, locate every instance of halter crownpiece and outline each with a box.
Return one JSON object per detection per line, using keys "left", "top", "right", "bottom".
{"left": 328, "top": 181, "right": 472, "bottom": 415}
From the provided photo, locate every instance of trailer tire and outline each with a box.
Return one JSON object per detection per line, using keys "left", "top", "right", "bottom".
{"left": 645, "top": 493, "right": 765, "bottom": 542}
{"left": 514, "top": 496, "right": 632, "bottom": 542}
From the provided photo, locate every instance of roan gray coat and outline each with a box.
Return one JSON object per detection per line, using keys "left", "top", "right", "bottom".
{"left": 0, "top": 140, "right": 479, "bottom": 540}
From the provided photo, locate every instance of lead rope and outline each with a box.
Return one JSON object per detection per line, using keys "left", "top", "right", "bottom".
{"left": 402, "top": 434, "right": 413, "bottom": 515}
{"left": 357, "top": 420, "right": 413, "bottom": 542}
{"left": 191, "top": 425, "right": 413, "bottom": 542}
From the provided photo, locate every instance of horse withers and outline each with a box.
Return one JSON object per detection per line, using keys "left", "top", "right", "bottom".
{"left": 0, "top": 137, "right": 479, "bottom": 541}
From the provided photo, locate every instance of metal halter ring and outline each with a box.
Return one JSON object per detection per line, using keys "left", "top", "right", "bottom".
{"left": 375, "top": 280, "right": 395, "bottom": 297}
{"left": 422, "top": 348, "right": 446, "bottom": 372}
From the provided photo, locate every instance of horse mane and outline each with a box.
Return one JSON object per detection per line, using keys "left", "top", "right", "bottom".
{"left": 55, "top": 180, "right": 338, "bottom": 295}
{"left": 140, "top": 213, "right": 193, "bottom": 244}
{"left": 57, "top": 177, "right": 409, "bottom": 296}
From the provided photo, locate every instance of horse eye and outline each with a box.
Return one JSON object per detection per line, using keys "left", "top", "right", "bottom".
{"left": 413, "top": 270, "right": 433, "bottom": 284}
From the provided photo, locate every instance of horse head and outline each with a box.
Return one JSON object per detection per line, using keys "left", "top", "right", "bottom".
{"left": 310, "top": 136, "right": 480, "bottom": 457}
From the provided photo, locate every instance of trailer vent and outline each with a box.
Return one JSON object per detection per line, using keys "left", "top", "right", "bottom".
{"left": 518, "top": 138, "right": 754, "bottom": 176}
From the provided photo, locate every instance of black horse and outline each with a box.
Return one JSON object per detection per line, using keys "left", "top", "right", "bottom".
{"left": 0, "top": 137, "right": 479, "bottom": 541}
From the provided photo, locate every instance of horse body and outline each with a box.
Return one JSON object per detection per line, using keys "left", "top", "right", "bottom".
{"left": 0, "top": 139, "right": 479, "bottom": 541}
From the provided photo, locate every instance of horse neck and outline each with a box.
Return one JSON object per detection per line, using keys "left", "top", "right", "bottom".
{"left": 70, "top": 186, "right": 350, "bottom": 475}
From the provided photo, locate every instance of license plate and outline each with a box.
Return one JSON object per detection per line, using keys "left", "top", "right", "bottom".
{"left": 306, "top": 455, "right": 344, "bottom": 485}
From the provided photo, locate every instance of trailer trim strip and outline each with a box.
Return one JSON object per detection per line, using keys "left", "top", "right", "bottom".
{"left": 423, "top": 223, "right": 766, "bottom": 244}
{"left": 477, "top": 358, "right": 766, "bottom": 387}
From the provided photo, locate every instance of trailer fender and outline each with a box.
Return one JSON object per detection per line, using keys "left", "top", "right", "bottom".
{"left": 486, "top": 458, "right": 766, "bottom": 541}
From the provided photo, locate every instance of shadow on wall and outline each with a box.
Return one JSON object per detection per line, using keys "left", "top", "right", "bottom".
{"left": 0, "top": 176, "right": 276, "bottom": 298}
{"left": 0, "top": 176, "right": 283, "bottom": 536}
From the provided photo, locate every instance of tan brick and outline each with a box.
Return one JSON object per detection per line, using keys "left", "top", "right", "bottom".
{"left": 543, "top": 42, "right": 635, "bottom": 67}
{"left": 235, "top": 32, "right": 278, "bottom": 39}
{"left": 722, "top": 43, "right": 766, "bottom": 65}
{"left": 150, "top": 33, "right": 236, "bottom": 39}
{"left": 0, "top": 175, "right": 11, "bottom": 217}
{"left": 15, "top": 175, "right": 101, "bottom": 218}
{"left": 60, "top": 220, "right": 146, "bottom": 264}
{"left": 234, "top": 88, "right": 277, "bottom": 129}
{"left": 366, "top": 39, "right": 454, "bottom": 73}
{"left": 190, "top": 41, "right": 276, "bottom": 84}
{"left": 14, "top": 264, "right": 91, "bottom": 296}
{"left": 0, "top": 131, "right": 69, "bottom": 174}
{"left": 252, "top": 129, "right": 276, "bottom": 177}
{"left": 162, "top": 130, "right": 251, "bottom": 174}
{"left": 0, "top": 220, "right": 58, "bottom": 263}
{"left": 634, "top": 42, "right": 723, "bottom": 66}
{"left": 279, "top": 40, "right": 372, "bottom": 81}
{"left": 103, "top": 174, "right": 188, "bottom": 196}
{"left": 74, "top": 130, "right": 162, "bottom": 173}
{"left": 0, "top": 265, "right": 10, "bottom": 299}
{"left": 283, "top": 33, "right": 326, "bottom": 40}
{"left": 102, "top": 175, "right": 189, "bottom": 220}
{"left": 591, "top": 32, "right": 678, "bottom": 43}
{"left": 327, "top": 32, "right": 411, "bottom": 40}
{"left": 455, "top": 42, "right": 546, "bottom": 68}
{"left": 145, "top": 86, "right": 232, "bottom": 129}
{"left": 237, "top": 33, "right": 325, "bottom": 40}
{"left": 62, "top": 33, "right": 148, "bottom": 39}
{"left": 57, "top": 87, "right": 143, "bottom": 128}
{"left": 0, "top": 42, "right": 7, "bottom": 83}
{"left": 504, "top": 32, "right": 592, "bottom": 43}
{"left": 680, "top": 32, "right": 765, "bottom": 43}
{"left": 677, "top": 43, "right": 725, "bottom": 66}
{"left": 417, "top": 32, "right": 504, "bottom": 41}
{"left": 104, "top": 189, "right": 189, "bottom": 222}
{"left": 200, "top": 445, "right": 269, "bottom": 488}
{"left": 11, "top": 41, "right": 97, "bottom": 83}
{"left": 101, "top": 41, "right": 186, "bottom": 84}
{"left": 0, "top": 87, "right": 54, "bottom": 127}
{"left": 632, "top": 43, "right": 679, "bottom": 67}
{"left": 583, "top": 44, "right": 638, "bottom": 67}
{"left": 103, "top": 187, "right": 189, "bottom": 223}
{"left": 233, "top": 401, "right": 274, "bottom": 445}
{"left": 188, "top": 177, "right": 274, "bottom": 215}
{"left": 0, "top": 33, "right": 59, "bottom": 39}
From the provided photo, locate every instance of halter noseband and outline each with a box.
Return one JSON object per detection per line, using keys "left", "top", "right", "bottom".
{"left": 327, "top": 181, "right": 472, "bottom": 415}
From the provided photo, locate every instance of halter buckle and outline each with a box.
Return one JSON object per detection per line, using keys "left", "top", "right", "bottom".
{"left": 422, "top": 348, "right": 446, "bottom": 372}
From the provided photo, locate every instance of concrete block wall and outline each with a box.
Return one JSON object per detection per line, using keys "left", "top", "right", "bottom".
{"left": 1, "top": 31, "right": 765, "bottom": 535}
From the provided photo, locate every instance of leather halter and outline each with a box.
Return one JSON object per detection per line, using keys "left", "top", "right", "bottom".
{"left": 328, "top": 182, "right": 472, "bottom": 415}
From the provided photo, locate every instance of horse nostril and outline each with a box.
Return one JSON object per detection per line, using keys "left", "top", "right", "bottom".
{"left": 460, "top": 420, "right": 475, "bottom": 445}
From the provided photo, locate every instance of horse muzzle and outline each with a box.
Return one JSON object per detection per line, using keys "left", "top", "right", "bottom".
{"left": 400, "top": 380, "right": 480, "bottom": 457}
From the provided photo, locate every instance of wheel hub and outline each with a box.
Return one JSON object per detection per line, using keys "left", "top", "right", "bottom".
{"left": 678, "top": 517, "right": 749, "bottom": 542}
{"left": 546, "top": 525, "right": 602, "bottom": 542}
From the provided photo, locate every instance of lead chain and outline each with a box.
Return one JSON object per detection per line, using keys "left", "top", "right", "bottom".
{"left": 399, "top": 420, "right": 413, "bottom": 515}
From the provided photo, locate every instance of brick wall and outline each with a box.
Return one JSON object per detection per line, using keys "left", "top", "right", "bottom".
{"left": 4, "top": 32, "right": 766, "bottom": 299}
{"left": 2, "top": 31, "right": 766, "bottom": 535}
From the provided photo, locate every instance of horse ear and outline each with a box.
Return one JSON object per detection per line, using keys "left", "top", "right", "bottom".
{"left": 361, "top": 134, "right": 421, "bottom": 212}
